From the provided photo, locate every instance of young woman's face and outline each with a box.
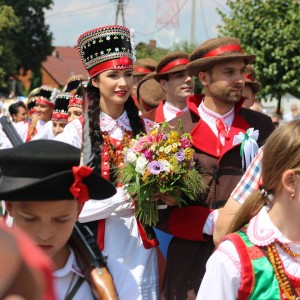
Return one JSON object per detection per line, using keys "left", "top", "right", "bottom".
{"left": 13, "top": 106, "right": 28, "bottom": 122}
{"left": 52, "top": 120, "right": 67, "bottom": 136}
{"left": 35, "top": 104, "right": 53, "bottom": 122}
{"left": 6, "top": 200, "right": 80, "bottom": 269}
{"left": 67, "top": 107, "right": 83, "bottom": 123}
{"left": 93, "top": 68, "right": 133, "bottom": 106}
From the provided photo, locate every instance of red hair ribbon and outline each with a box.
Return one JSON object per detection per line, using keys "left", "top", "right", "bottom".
{"left": 89, "top": 56, "right": 133, "bottom": 77}
{"left": 68, "top": 97, "right": 83, "bottom": 108}
{"left": 202, "top": 44, "right": 244, "bottom": 58}
{"left": 52, "top": 112, "right": 68, "bottom": 120}
{"left": 159, "top": 58, "right": 190, "bottom": 73}
{"left": 70, "top": 166, "right": 93, "bottom": 205}
{"left": 36, "top": 97, "right": 55, "bottom": 108}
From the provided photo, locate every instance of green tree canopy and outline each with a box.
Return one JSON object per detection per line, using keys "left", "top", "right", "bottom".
{"left": 218, "top": 0, "right": 300, "bottom": 111}
{"left": 0, "top": 5, "right": 20, "bottom": 89}
{"left": 0, "top": 0, "right": 54, "bottom": 92}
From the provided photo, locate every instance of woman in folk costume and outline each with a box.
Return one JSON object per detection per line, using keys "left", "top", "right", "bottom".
{"left": 77, "top": 25, "right": 159, "bottom": 299}
{"left": 51, "top": 93, "right": 71, "bottom": 136}
{"left": 54, "top": 92, "right": 84, "bottom": 148}
{"left": 30, "top": 85, "right": 60, "bottom": 141}
{"left": 198, "top": 120, "right": 300, "bottom": 300}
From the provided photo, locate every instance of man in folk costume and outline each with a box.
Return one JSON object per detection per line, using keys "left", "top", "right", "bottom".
{"left": 241, "top": 64, "right": 262, "bottom": 109}
{"left": 156, "top": 37, "right": 275, "bottom": 299}
{"left": 141, "top": 52, "right": 194, "bottom": 128}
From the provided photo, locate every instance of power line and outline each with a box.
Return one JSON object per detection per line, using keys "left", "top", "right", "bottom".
{"left": 200, "top": 0, "right": 209, "bottom": 39}
{"left": 46, "top": 2, "right": 112, "bottom": 18}
{"left": 128, "top": 0, "right": 188, "bottom": 36}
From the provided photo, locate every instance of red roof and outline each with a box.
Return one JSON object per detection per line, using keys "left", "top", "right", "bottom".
{"left": 42, "top": 46, "right": 89, "bottom": 86}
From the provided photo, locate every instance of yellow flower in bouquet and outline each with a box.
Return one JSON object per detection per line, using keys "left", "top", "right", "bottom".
{"left": 118, "top": 122, "right": 206, "bottom": 226}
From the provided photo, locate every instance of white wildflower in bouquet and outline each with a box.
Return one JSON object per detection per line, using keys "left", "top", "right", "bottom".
{"left": 118, "top": 122, "right": 206, "bottom": 226}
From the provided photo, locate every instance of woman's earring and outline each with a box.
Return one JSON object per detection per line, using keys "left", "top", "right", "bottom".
{"left": 290, "top": 191, "right": 295, "bottom": 200}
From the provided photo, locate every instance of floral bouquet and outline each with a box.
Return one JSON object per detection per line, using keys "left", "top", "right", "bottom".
{"left": 118, "top": 122, "right": 206, "bottom": 226}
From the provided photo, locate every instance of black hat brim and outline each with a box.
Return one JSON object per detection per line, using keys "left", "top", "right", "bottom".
{"left": 0, "top": 170, "right": 116, "bottom": 201}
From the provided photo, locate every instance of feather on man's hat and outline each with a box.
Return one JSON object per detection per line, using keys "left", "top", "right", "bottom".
{"left": 187, "top": 37, "right": 256, "bottom": 76}
{"left": 0, "top": 140, "right": 116, "bottom": 201}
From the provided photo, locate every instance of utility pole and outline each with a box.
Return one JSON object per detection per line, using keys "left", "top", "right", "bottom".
{"left": 115, "top": 0, "right": 126, "bottom": 25}
{"left": 191, "top": 0, "right": 196, "bottom": 44}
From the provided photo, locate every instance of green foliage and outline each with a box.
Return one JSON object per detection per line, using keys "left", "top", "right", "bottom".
{"left": 135, "top": 42, "right": 169, "bottom": 61}
{"left": 0, "top": 0, "right": 54, "bottom": 92}
{"left": 171, "top": 40, "right": 198, "bottom": 54}
{"left": 0, "top": 5, "right": 20, "bottom": 89}
{"left": 218, "top": 0, "right": 300, "bottom": 109}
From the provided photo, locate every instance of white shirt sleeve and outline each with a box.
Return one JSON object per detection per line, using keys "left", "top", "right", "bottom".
{"left": 54, "top": 118, "right": 82, "bottom": 148}
{"left": 197, "top": 240, "right": 241, "bottom": 300}
{"left": 203, "top": 209, "right": 218, "bottom": 235}
{"left": 32, "top": 121, "right": 55, "bottom": 140}
{"left": 78, "top": 187, "right": 131, "bottom": 223}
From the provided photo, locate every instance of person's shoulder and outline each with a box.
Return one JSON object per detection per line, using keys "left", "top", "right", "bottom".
{"left": 239, "top": 107, "right": 274, "bottom": 125}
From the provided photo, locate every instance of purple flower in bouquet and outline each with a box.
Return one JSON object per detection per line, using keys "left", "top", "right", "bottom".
{"left": 162, "top": 134, "right": 168, "bottom": 140}
{"left": 147, "top": 161, "right": 164, "bottom": 175}
{"left": 175, "top": 151, "right": 185, "bottom": 162}
{"left": 180, "top": 138, "right": 191, "bottom": 149}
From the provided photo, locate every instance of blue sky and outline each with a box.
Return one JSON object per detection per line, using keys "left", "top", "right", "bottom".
{"left": 45, "top": 0, "right": 229, "bottom": 49}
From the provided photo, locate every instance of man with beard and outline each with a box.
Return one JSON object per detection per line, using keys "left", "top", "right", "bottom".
{"left": 155, "top": 37, "right": 274, "bottom": 300}
{"left": 142, "top": 52, "right": 194, "bottom": 126}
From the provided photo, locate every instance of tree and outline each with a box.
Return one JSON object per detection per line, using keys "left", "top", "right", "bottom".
{"left": 217, "top": 0, "right": 300, "bottom": 112}
{"left": 0, "top": 0, "right": 54, "bottom": 91}
{"left": 135, "top": 42, "right": 169, "bottom": 62}
{"left": 0, "top": 5, "right": 20, "bottom": 92}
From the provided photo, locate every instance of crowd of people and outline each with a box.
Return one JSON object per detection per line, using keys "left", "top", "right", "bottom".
{"left": 0, "top": 24, "right": 300, "bottom": 300}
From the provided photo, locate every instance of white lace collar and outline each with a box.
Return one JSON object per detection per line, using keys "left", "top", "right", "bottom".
{"left": 53, "top": 248, "right": 84, "bottom": 278}
{"left": 247, "top": 206, "right": 300, "bottom": 248}
{"left": 99, "top": 110, "right": 131, "bottom": 132}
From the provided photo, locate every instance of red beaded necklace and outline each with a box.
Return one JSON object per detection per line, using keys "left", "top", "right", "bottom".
{"left": 101, "top": 129, "right": 131, "bottom": 180}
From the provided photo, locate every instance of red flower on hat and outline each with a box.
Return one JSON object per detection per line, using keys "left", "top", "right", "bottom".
{"left": 120, "top": 55, "right": 130, "bottom": 65}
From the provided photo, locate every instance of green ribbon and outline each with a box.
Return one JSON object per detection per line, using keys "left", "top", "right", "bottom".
{"left": 240, "top": 130, "right": 250, "bottom": 157}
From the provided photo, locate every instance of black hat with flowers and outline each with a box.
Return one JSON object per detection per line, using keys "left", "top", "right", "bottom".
{"left": 0, "top": 140, "right": 116, "bottom": 201}
{"left": 34, "top": 86, "right": 60, "bottom": 108}
{"left": 52, "top": 93, "right": 73, "bottom": 121}
{"left": 65, "top": 75, "right": 88, "bottom": 95}
{"left": 77, "top": 25, "right": 136, "bottom": 78}
{"left": 27, "top": 87, "right": 40, "bottom": 114}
